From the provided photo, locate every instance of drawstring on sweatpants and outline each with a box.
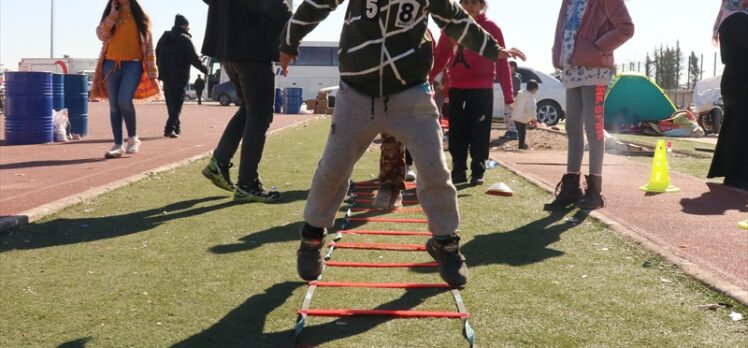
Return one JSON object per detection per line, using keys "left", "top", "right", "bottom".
{"left": 369, "top": 95, "right": 392, "bottom": 120}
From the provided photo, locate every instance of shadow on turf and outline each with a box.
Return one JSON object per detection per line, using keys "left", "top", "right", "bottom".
{"left": 56, "top": 337, "right": 91, "bottom": 348}
{"left": 211, "top": 196, "right": 397, "bottom": 255}
{"left": 209, "top": 221, "right": 304, "bottom": 254}
{"left": 169, "top": 281, "right": 445, "bottom": 348}
{"left": 461, "top": 210, "right": 588, "bottom": 267}
{"left": 0, "top": 196, "right": 231, "bottom": 253}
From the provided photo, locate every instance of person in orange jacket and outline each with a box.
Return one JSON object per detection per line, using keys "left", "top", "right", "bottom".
{"left": 91, "top": 0, "right": 160, "bottom": 159}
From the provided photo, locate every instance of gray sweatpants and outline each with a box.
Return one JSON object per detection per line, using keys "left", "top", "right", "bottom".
{"left": 565, "top": 85, "right": 606, "bottom": 175}
{"left": 303, "top": 82, "right": 459, "bottom": 237}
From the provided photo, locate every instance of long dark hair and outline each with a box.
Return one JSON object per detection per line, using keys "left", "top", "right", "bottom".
{"left": 100, "top": 0, "right": 151, "bottom": 38}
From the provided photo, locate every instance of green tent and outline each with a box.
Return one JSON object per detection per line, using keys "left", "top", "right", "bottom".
{"left": 604, "top": 73, "right": 676, "bottom": 129}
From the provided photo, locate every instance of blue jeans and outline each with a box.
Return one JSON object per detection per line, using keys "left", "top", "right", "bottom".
{"left": 104, "top": 60, "right": 142, "bottom": 145}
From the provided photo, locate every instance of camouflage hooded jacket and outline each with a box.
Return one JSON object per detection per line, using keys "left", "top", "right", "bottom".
{"left": 280, "top": 0, "right": 504, "bottom": 97}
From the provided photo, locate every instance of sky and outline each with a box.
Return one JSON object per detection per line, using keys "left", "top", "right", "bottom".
{"left": 0, "top": 0, "right": 725, "bottom": 78}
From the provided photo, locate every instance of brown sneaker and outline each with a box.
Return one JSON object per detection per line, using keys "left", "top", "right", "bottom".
{"left": 296, "top": 224, "right": 326, "bottom": 281}
{"left": 425, "top": 235, "right": 468, "bottom": 287}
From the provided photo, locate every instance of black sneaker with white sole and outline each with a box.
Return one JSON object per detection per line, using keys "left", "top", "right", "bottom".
{"left": 234, "top": 182, "right": 281, "bottom": 203}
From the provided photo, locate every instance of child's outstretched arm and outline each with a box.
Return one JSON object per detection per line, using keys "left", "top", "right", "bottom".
{"left": 279, "top": 0, "right": 342, "bottom": 75}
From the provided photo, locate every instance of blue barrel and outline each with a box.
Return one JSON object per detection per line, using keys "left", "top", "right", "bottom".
{"left": 274, "top": 88, "right": 283, "bottom": 113}
{"left": 64, "top": 74, "right": 88, "bottom": 137}
{"left": 3, "top": 71, "right": 54, "bottom": 145}
{"left": 52, "top": 73, "right": 65, "bottom": 111}
{"left": 284, "top": 87, "right": 303, "bottom": 114}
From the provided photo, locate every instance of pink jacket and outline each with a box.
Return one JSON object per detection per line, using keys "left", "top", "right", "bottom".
{"left": 430, "top": 14, "right": 514, "bottom": 104}
{"left": 552, "top": 0, "right": 634, "bottom": 69}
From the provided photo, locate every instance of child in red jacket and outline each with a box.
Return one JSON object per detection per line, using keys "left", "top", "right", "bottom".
{"left": 430, "top": 0, "right": 515, "bottom": 186}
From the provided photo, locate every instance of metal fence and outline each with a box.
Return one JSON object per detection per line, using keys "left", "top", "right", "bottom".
{"left": 665, "top": 90, "right": 694, "bottom": 109}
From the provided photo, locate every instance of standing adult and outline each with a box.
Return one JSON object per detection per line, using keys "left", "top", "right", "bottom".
{"left": 708, "top": 0, "right": 748, "bottom": 191}
{"left": 430, "top": 0, "right": 515, "bottom": 186}
{"left": 194, "top": 74, "right": 205, "bottom": 105}
{"left": 156, "top": 14, "right": 208, "bottom": 138}
{"left": 545, "top": 0, "right": 634, "bottom": 211}
{"left": 200, "top": 0, "right": 291, "bottom": 203}
{"left": 91, "top": 0, "right": 159, "bottom": 159}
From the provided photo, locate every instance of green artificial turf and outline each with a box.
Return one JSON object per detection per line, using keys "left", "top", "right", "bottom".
{"left": 611, "top": 133, "right": 717, "bottom": 180}
{"left": 1, "top": 119, "right": 745, "bottom": 348}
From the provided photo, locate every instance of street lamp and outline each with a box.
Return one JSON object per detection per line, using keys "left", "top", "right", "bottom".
{"left": 50, "top": 0, "right": 55, "bottom": 58}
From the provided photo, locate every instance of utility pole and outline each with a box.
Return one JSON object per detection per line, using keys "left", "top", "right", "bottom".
{"left": 50, "top": 0, "right": 55, "bottom": 58}
{"left": 700, "top": 53, "right": 704, "bottom": 80}
{"left": 713, "top": 52, "right": 717, "bottom": 77}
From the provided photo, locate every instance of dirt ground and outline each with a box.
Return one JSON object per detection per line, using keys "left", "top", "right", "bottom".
{"left": 488, "top": 123, "right": 569, "bottom": 152}
{"left": 486, "top": 122, "right": 661, "bottom": 157}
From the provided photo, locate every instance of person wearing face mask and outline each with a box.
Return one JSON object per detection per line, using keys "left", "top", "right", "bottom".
{"left": 91, "top": 0, "right": 160, "bottom": 159}
{"left": 511, "top": 80, "right": 540, "bottom": 150}
{"left": 430, "top": 0, "right": 515, "bottom": 186}
{"left": 156, "top": 14, "right": 209, "bottom": 138}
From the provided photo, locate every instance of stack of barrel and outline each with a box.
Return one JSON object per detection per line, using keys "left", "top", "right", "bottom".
{"left": 283, "top": 87, "right": 303, "bottom": 114}
{"left": 3, "top": 71, "right": 88, "bottom": 145}
{"left": 274, "top": 88, "right": 283, "bottom": 113}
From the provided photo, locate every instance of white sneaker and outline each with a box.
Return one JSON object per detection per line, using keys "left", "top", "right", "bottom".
{"left": 105, "top": 145, "right": 124, "bottom": 159}
{"left": 405, "top": 166, "right": 417, "bottom": 182}
{"left": 126, "top": 136, "right": 142, "bottom": 154}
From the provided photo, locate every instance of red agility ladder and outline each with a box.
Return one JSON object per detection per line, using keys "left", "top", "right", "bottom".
{"left": 293, "top": 178, "right": 476, "bottom": 348}
{"left": 329, "top": 241, "right": 426, "bottom": 251}
{"left": 299, "top": 309, "right": 470, "bottom": 319}
{"left": 352, "top": 198, "right": 420, "bottom": 204}
{"left": 353, "top": 183, "right": 418, "bottom": 190}
{"left": 325, "top": 261, "right": 438, "bottom": 268}
{"left": 347, "top": 217, "right": 428, "bottom": 224}
{"left": 348, "top": 207, "right": 424, "bottom": 213}
{"left": 340, "top": 229, "right": 432, "bottom": 236}
{"left": 310, "top": 281, "right": 451, "bottom": 289}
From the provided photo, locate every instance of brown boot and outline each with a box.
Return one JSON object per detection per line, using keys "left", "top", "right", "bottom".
{"left": 296, "top": 223, "right": 326, "bottom": 281}
{"left": 543, "top": 173, "right": 584, "bottom": 211}
{"left": 578, "top": 175, "right": 606, "bottom": 210}
{"left": 426, "top": 234, "right": 468, "bottom": 287}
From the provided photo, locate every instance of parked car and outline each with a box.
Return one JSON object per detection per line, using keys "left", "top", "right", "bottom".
{"left": 184, "top": 83, "right": 197, "bottom": 101}
{"left": 693, "top": 75, "right": 723, "bottom": 134}
{"left": 211, "top": 81, "right": 241, "bottom": 106}
{"left": 493, "top": 66, "right": 567, "bottom": 126}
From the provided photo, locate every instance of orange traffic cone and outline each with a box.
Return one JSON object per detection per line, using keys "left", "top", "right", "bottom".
{"left": 640, "top": 140, "right": 679, "bottom": 193}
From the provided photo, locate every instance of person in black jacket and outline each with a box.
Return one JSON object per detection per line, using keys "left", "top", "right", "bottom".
{"left": 156, "top": 14, "right": 208, "bottom": 138}
{"left": 200, "top": 0, "right": 291, "bottom": 203}
{"left": 194, "top": 75, "right": 205, "bottom": 105}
